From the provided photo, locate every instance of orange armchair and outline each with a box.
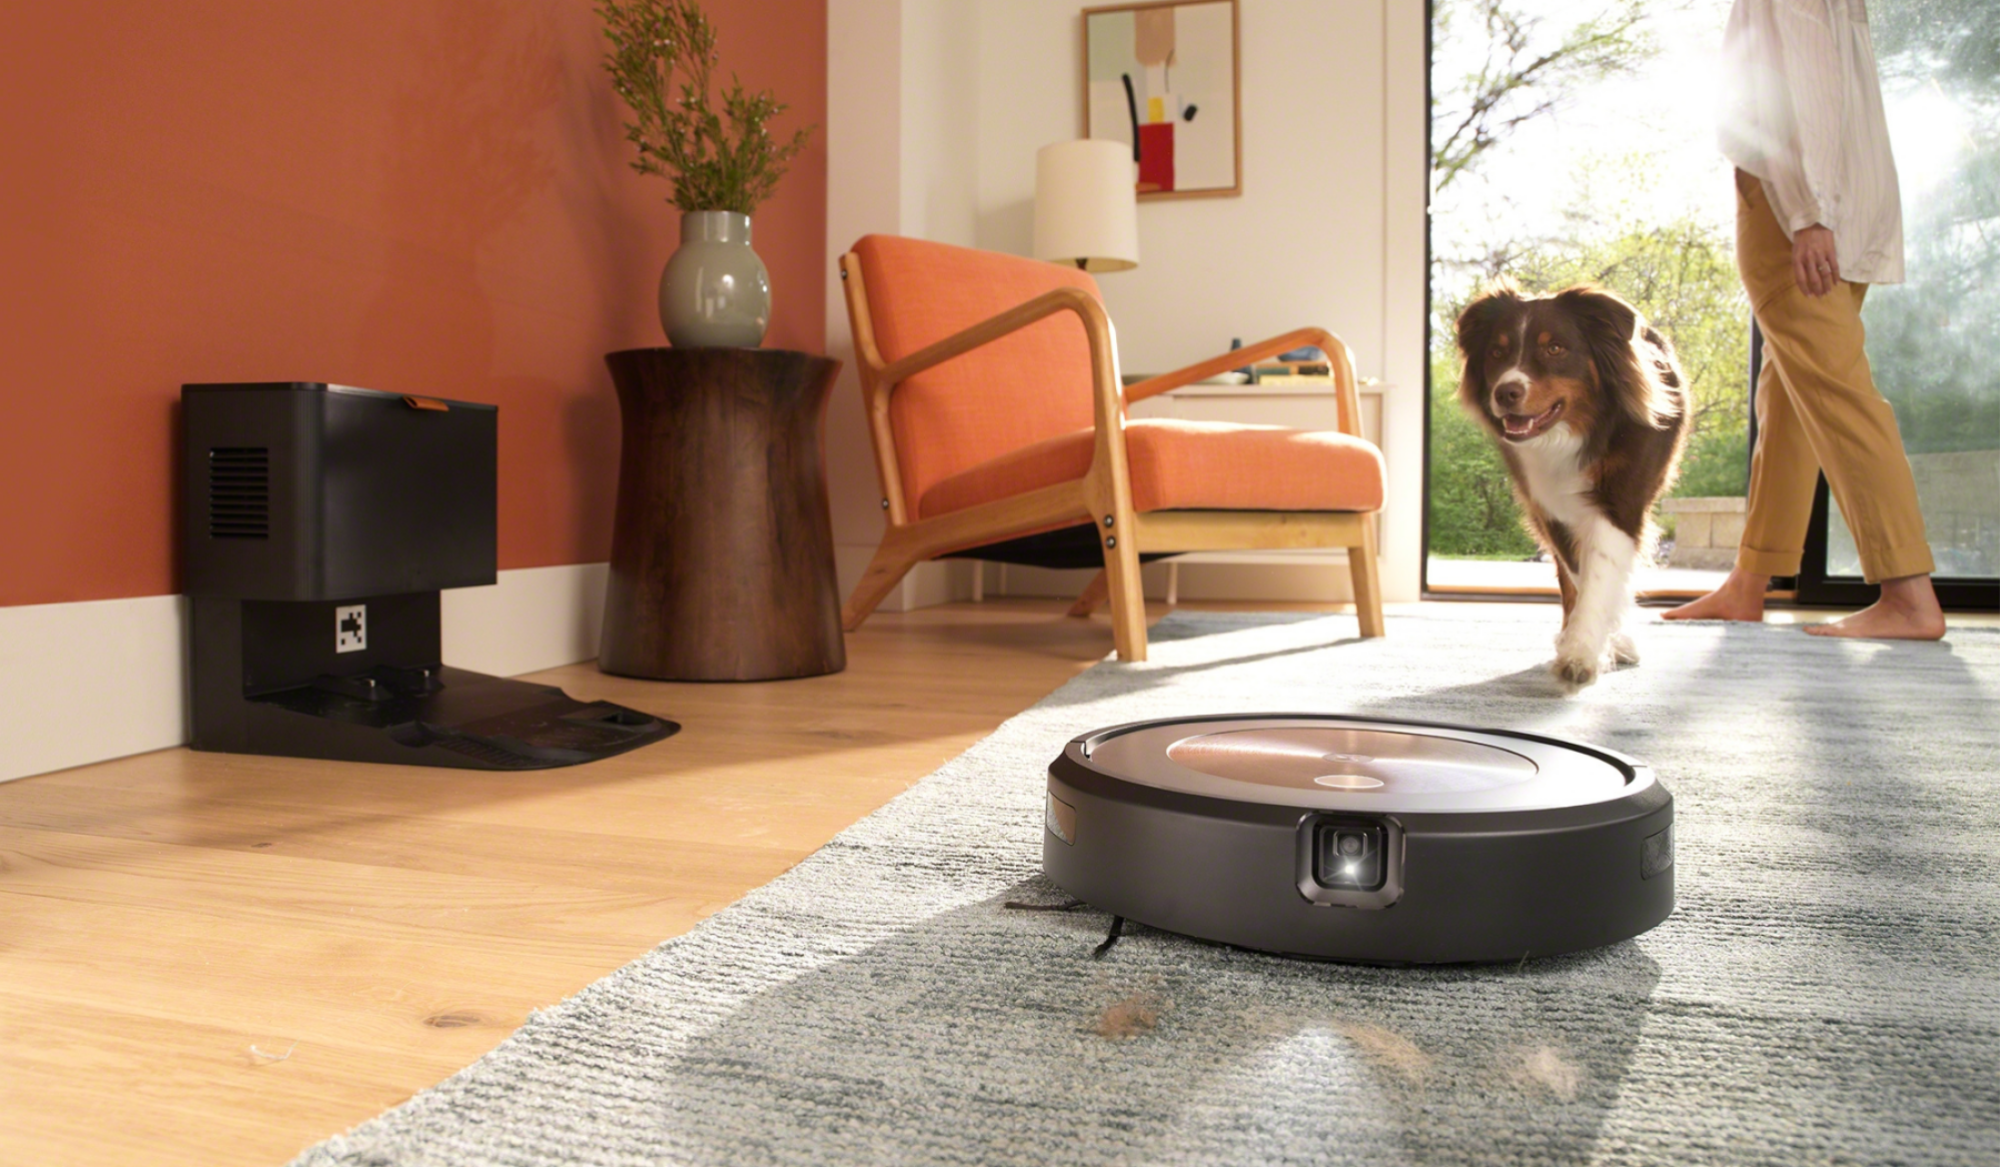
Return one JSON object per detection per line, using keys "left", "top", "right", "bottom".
{"left": 839, "top": 234, "right": 1385, "bottom": 662}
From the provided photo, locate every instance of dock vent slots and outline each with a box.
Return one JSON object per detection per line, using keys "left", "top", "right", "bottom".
{"left": 207, "top": 447, "right": 270, "bottom": 539}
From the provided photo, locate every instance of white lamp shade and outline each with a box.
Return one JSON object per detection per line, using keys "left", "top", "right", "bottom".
{"left": 1033, "top": 139, "right": 1139, "bottom": 273}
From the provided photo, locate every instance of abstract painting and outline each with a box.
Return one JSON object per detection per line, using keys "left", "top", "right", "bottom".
{"left": 1083, "top": 0, "right": 1240, "bottom": 200}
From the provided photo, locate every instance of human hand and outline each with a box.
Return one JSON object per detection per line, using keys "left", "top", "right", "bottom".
{"left": 1794, "top": 225, "right": 1840, "bottom": 297}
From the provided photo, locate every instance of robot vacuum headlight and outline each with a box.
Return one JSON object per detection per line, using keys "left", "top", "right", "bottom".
{"left": 1314, "top": 820, "right": 1387, "bottom": 892}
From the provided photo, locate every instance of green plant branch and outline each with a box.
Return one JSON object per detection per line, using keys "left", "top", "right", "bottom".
{"left": 598, "top": 0, "right": 815, "bottom": 216}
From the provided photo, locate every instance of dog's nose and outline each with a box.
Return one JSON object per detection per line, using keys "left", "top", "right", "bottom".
{"left": 1494, "top": 383, "right": 1525, "bottom": 411}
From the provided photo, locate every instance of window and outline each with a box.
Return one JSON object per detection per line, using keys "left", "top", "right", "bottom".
{"left": 1426, "top": 0, "right": 1746, "bottom": 595}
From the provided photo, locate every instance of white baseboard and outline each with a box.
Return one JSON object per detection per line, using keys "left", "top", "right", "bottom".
{"left": 440, "top": 562, "right": 609, "bottom": 678}
{"left": 833, "top": 544, "right": 975, "bottom": 613}
{"left": 833, "top": 542, "right": 1363, "bottom": 611}
{"left": 0, "top": 563, "right": 611, "bottom": 784}
{"left": 2, "top": 551, "right": 1359, "bottom": 785}
{"left": 0, "top": 594, "right": 192, "bottom": 784}
{"left": 985, "top": 557, "right": 1357, "bottom": 605}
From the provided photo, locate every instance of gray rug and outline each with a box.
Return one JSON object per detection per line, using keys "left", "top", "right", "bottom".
{"left": 295, "top": 609, "right": 2000, "bottom": 1166}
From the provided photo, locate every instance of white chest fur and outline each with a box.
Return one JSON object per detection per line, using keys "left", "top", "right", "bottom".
{"left": 1512, "top": 426, "right": 1592, "bottom": 527}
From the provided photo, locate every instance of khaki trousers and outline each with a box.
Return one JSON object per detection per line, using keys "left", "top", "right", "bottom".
{"left": 1734, "top": 170, "right": 1934, "bottom": 583}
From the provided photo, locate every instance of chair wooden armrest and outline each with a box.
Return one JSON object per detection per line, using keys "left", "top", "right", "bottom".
{"left": 1123, "top": 328, "right": 1364, "bottom": 439}
{"left": 874, "top": 285, "right": 1108, "bottom": 389}
{"left": 843, "top": 252, "right": 1127, "bottom": 526}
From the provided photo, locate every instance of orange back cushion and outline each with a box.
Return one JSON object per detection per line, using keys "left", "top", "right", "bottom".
{"left": 852, "top": 234, "right": 1101, "bottom": 514}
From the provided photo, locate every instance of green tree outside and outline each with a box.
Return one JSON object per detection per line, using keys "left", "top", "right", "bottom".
{"left": 1428, "top": 206, "right": 1754, "bottom": 559}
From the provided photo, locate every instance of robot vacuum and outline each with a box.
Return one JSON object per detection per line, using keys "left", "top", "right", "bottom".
{"left": 1043, "top": 715, "right": 1674, "bottom": 964}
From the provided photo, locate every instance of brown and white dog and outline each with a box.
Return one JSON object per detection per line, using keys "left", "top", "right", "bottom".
{"left": 1455, "top": 281, "right": 1688, "bottom": 687}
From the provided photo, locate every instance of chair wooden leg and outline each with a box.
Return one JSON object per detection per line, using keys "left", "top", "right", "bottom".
{"left": 842, "top": 537, "right": 920, "bottom": 631}
{"left": 1349, "top": 515, "right": 1386, "bottom": 638}
{"left": 1102, "top": 533, "right": 1148, "bottom": 662}
{"left": 1066, "top": 569, "right": 1108, "bottom": 618}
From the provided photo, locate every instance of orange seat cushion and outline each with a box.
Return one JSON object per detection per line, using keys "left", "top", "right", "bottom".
{"left": 917, "top": 418, "right": 1385, "bottom": 519}
{"left": 852, "top": 234, "right": 1101, "bottom": 515}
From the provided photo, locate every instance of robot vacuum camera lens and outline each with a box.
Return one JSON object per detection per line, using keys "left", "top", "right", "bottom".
{"left": 1315, "top": 822, "right": 1385, "bottom": 891}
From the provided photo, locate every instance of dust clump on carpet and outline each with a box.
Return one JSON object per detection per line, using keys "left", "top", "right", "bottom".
{"left": 1095, "top": 994, "right": 1164, "bottom": 1040}
{"left": 1338, "top": 1022, "right": 1430, "bottom": 1087}
{"left": 1509, "top": 1044, "right": 1580, "bottom": 1100}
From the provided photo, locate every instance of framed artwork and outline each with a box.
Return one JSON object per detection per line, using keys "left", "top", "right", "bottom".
{"left": 1082, "top": 0, "right": 1241, "bottom": 200}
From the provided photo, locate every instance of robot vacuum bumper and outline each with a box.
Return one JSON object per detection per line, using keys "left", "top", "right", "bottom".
{"left": 1043, "top": 715, "right": 1674, "bottom": 964}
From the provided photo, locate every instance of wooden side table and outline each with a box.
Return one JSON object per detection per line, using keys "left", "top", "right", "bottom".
{"left": 599, "top": 348, "right": 846, "bottom": 681}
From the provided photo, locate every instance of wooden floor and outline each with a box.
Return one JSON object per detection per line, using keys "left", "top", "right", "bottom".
{"left": 0, "top": 601, "right": 1121, "bottom": 1166}
{"left": 2, "top": 597, "right": 1992, "bottom": 1166}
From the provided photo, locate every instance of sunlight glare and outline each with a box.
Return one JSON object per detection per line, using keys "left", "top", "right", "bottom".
{"left": 1885, "top": 82, "right": 1970, "bottom": 195}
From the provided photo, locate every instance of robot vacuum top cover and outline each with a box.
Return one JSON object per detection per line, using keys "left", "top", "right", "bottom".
{"left": 1043, "top": 715, "right": 1674, "bottom": 964}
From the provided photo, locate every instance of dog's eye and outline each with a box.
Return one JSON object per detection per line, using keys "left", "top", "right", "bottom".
{"left": 1490, "top": 346, "right": 1507, "bottom": 360}
{"left": 1544, "top": 343, "right": 1567, "bottom": 357}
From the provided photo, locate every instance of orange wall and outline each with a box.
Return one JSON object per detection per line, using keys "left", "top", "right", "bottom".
{"left": 0, "top": 0, "right": 827, "bottom": 607}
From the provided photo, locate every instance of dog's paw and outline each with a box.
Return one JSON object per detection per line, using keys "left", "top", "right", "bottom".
{"left": 1609, "top": 631, "right": 1639, "bottom": 666}
{"left": 1550, "top": 649, "right": 1600, "bottom": 688}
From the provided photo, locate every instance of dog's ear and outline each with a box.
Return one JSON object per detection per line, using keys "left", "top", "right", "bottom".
{"left": 1639, "top": 324, "right": 1683, "bottom": 391}
{"left": 1454, "top": 279, "right": 1523, "bottom": 412}
{"left": 1454, "top": 278, "right": 1523, "bottom": 361}
{"left": 1555, "top": 285, "right": 1679, "bottom": 430}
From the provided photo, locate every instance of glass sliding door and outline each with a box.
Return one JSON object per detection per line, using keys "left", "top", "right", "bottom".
{"left": 1425, "top": 0, "right": 1748, "bottom": 596}
{"left": 1797, "top": 0, "right": 1999, "bottom": 609}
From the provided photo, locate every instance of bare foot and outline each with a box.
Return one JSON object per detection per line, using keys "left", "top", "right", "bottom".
{"left": 1662, "top": 569, "right": 1772, "bottom": 622}
{"left": 1804, "top": 574, "right": 1946, "bottom": 641}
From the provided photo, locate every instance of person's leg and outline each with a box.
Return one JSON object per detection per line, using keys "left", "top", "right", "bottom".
{"left": 1801, "top": 294, "right": 1946, "bottom": 639}
{"left": 1745, "top": 264, "right": 1942, "bottom": 639}
{"left": 1664, "top": 351, "right": 1818, "bottom": 621}
{"left": 1667, "top": 171, "right": 1821, "bottom": 622}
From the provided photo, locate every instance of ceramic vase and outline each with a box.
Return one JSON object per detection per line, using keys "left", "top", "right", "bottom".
{"left": 658, "top": 210, "right": 771, "bottom": 348}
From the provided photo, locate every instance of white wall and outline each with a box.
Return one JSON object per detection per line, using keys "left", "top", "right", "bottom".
{"left": 974, "top": 2, "right": 1383, "bottom": 369}
{"left": 826, "top": 0, "right": 1427, "bottom": 604}
{"left": 824, "top": 0, "right": 979, "bottom": 609}
{"left": 825, "top": 0, "right": 898, "bottom": 578}
{"left": 901, "top": 0, "right": 981, "bottom": 246}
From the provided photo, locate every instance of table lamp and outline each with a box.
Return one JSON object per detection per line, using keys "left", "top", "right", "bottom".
{"left": 1032, "top": 139, "right": 1140, "bottom": 272}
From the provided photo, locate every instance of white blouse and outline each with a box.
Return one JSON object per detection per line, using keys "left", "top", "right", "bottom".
{"left": 1718, "top": 0, "right": 1905, "bottom": 284}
